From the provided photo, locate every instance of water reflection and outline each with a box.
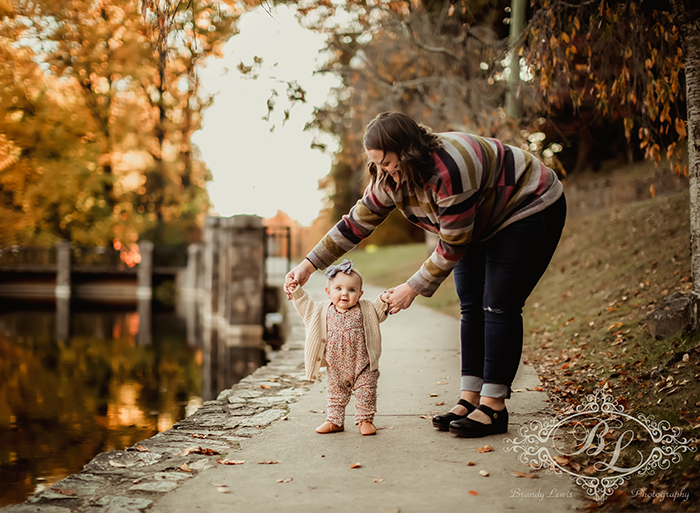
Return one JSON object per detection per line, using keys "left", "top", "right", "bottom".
{"left": 0, "top": 298, "right": 267, "bottom": 507}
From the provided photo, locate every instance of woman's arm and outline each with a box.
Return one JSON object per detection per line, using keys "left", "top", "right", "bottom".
{"left": 306, "top": 184, "right": 396, "bottom": 271}
{"left": 386, "top": 282, "right": 419, "bottom": 314}
{"left": 284, "top": 258, "right": 317, "bottom": 298}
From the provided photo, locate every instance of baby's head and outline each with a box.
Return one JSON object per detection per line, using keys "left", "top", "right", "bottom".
{"left": 324, "top": 260, "right": 363, "bottom": 312}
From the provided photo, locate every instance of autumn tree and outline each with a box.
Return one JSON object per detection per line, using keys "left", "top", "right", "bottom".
{"left": 0, "top": 0, "right": 241, "bottom": 253}
{"left": 292, "top": 0, "right": 539, "bottom": 244}
{"left": 523, "top": 0, "right": 700, "bottom": 313}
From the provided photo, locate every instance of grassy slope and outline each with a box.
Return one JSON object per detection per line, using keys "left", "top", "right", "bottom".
{"left": 345, "top": 189, "right": 699, "bottom": 511}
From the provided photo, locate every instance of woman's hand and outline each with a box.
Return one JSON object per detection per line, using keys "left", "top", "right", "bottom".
{"left": 284, "top": 259, "right": 316, "bottom": 299}
{"left": 386, "top": 282, "right": 419, "bottom": 314}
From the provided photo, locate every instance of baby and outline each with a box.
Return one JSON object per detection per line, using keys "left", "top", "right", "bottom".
{"left": 287, "top": 259, "right": 391, "bottom": 436}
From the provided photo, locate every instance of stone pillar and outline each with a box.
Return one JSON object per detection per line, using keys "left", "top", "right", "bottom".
{"left": 217, "top": 218, "right": 233, "bottom": 327}
{"left": 203, "top": 217, "right": 220, "bottom": 317}
{"left": 55, "top": 240, "right": 71, "bottom": 343}
{"left": 137, "top": 241, "right": 153, "bottom": 345}
{"left": 222, "top": 215, "right": 265, "bottom": 347}
{"left": 137, "top": 241, "right": 153, "bottom": 301}
{"left": 183, "top": 243, "right": 203, "bottom": 299}
{"left": 55, "top": 240, "right": 71, "bottom": 300}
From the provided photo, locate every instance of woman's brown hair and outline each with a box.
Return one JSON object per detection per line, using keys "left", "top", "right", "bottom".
{"left": 363, "top": 112, "right": 443, "bottom": 190}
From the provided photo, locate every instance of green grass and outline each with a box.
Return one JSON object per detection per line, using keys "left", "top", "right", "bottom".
{"left": 343, "top": 189, "right": 700, "bottom": 510}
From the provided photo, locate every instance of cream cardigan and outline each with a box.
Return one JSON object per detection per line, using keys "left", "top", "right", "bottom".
{"left": 290, "top": 286, "right": 390, "bottom": 381}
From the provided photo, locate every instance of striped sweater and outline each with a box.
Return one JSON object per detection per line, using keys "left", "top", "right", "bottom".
{"left": 307, "top": 132, "right": 564, "bottom": 297}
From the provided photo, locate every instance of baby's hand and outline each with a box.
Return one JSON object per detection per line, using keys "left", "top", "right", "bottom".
{"left": 286, "top": 281, "right": 298, "bottom": 298}
{"left": 380, "top": 290, "right": 392, "bottom": 303}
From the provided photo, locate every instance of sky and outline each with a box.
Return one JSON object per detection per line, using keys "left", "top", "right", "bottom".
{"left": 192, "top": 4, "right": 341, "bottom": 227}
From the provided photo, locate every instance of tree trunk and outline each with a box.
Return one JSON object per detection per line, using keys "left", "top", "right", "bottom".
{"left": 674, "top": 1, "right": 700, "bottom": 297}
{"left": 505, "top": 0, "right": 525, "bottom": 119}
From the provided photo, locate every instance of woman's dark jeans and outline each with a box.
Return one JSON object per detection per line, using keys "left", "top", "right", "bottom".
{"left": 453, "top": 195, "right": 567, "bottom": 399}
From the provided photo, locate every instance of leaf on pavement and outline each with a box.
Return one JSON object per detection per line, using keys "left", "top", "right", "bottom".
{"left": 181, "top": 446, "right": 220, "bottom": 456}
{"left": 258, "top": 460, "right": 282, "bottom": 465}
{"left": 479, "top": 470, "right": 490, "bottom": 477}
{"left": 217, "top": 486, "right": 230, "bottom": 493}
{"left": 218, "top": 459, "right": 246, "bottom": 465}
{"left": 419, "top": 415, "right": 431, "bottom": 419}
{"left": 373, "top": 477, "right": 384, "bottom": 483}
{"left": 179, "top": 463, "right": 192, "bottom": 472}
{"left": 108, "top": 460, "right": 128, "bottom": 468}
{"left": 429, "top": 393, "right": 439, "bottom": 397}
{"left": 350, "top": 462, "right": 362, "bottom": 469}
{"left": 435, "top": 401, "right": 445, "bottom": 406}
{"left": 468, "top": 490, "right": 479, "bottom": 495}
{"left": 136, "top": 445, "right": 149, "bottom": 452}
{"left": 276, "top": 477, "right": 293, "bottom": 483}
{"left": 476, "top": 445, "right": 494, "bottom": 453}
{"left": 467, "top": 462, "right": 476, "bottom": 466}
{"left": 553, "top": 455, "right": 570, "bottom": 467}
{"left": 510, "top": 471, "right": 539, "bottom": 479}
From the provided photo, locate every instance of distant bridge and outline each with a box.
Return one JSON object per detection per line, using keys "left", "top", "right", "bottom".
{"left": 0, "top": 243, "right": 183, "bottom": 303}
{"left": 0, "top": 218, "right": 292, "bottom": 347}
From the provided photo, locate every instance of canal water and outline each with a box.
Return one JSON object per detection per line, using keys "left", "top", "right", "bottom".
{"left": 0, "top": 298, "right": 268, "bottom": 507}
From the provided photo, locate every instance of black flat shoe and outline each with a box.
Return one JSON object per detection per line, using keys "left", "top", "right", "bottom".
{"left": 449, "top": 404, "right": 508, "bottom": 437}
{"left": 432, "top": 399, "right": 477, "bottom": 431}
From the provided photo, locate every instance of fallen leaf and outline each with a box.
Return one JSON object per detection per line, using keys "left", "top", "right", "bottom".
{"left": 276, "top": 477, "right": 293, "bottom": 483}
{"left": 429, "top": 393, "right": 439, "bottom": 397}
{"left": 552, "top": 455, "right": 569, "bottom": 467}
{"left": 108, "top": 461, "right": 128, "bottom": 468}
{"left": 181, "top": 446, "right": 220, "bottom": 456}
{"left": 468, "top": 490, "right": 480, "bottom": 496}
{"left": 583, "top": 464, "right": 597, "bottom": 475}
{"left": 476, "top": 445, "right": 494, "bottom": 453}
{"left": 435, "top": 401, "right": 445, "bottom": 406}
{"left": 437, "top": 382, "right": 447, "bottom": 385}
{"left": 191, "top": 433, "right": 208, "bottom": 439}
{"left": 373, "top": 477, "right": 384, "bottom": 483}
{"left": 479, "top": 470, "right": 489, "bottom": 477}
{"left": 467, "top": 462, "right": 476, "bottom": 466}
{"left": 260, "top": 384, "right": 270, "bottom": 389}
{"left": 257, "top": 460, "right": 282, "bottom": 465}
{"left": 179, "top": 463, "right": 192, "bottom": 472}
{"left": 136, "top": 445, "right": 149, "bottom": 452}
{"left": 310, "top": 410, "right": 324, "bottom": 414}
{"left": 217, "top": 459, "right": 246, "bottom": 465}
{"left": 217, "top": 486, "right": 230, "bottom": 493}
{"left": 510, "top": 471, "right": 539, "bottom": 479}
{"left": 419, "top": 415, "right": 431, "bottom": 419}
{"left": 350, "top": 463, "right": 362, "bottom": 469}
{"left": 51, "top": 488, "right": 76, "bottom": 496}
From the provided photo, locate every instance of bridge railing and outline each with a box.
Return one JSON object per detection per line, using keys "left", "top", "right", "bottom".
{"left": 0, "top": 246, "right": 56, "bottom": 267}
{"left": 71, "top": 246, "right": 124, "bottom": 269}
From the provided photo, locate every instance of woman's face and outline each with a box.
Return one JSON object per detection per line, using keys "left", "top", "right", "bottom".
{"left": 366, "top": 148, "right": 401, "bottom": 185}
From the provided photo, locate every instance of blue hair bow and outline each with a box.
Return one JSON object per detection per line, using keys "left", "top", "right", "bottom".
{"left": 324, "top": 259, "right": 354, "bottom": 279}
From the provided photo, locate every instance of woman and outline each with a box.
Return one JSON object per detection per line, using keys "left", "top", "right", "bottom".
{"left": 284, "top": 112, "right": 566, "bottom": 438}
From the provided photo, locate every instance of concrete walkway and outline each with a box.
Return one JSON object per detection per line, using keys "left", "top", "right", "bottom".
{"left": 150, "top": 273, "right": 585, "bottom": 513}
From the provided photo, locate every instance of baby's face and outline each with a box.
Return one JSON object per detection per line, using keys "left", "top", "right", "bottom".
{"left": 325, "top": 272, "right": 363, "bottom": 312}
